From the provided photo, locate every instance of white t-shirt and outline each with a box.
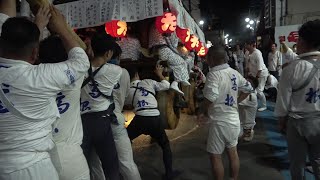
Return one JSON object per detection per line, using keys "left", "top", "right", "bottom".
{"left": 52, "top": 76, "right": 85, "bottom": 145}
{"left": 282, "top": 48, "right": 298, "bottom": 65}
{"left": 80, "top": 63, "right": 122, "bottom": 114}
{"left": 275, "top": 54, "right": 320, "bottom": 119}
{"left": 265, "top": 74, "right": 278, "bottom": 90}
{"left": 117, "top": 37, "right": 141, "bottom": 61}
{"left": 0, "top": 47, "right": 89, "bottom": 173}
{"left": 248, "top": 49, "right": 268, "bottom": 77}
{"left": 268, "top": 51, "right": 282, "bottom": 71}
{"left": 236, "top": 50, "right": 245, "bottom": 64}
{"left": 203, "top": 64, "right": 253, "bottom": 128}
{"left": 127, "top": 79, "right": 170, "bottom": 116}
{"left": 111, "top": 68, "right": 130, "bottom": 135}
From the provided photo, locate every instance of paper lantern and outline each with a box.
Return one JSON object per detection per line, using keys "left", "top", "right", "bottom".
{"left": 197, "top": 46, "right": 208, "bottom": 57}
{"left": 195, "top": 42, "right": 204, "bottom": 52}
{"left": 155, "top": 12, "right": 177, "bottom": 34}
{"left": 105, "top": 20, "right": 127, "bottom": 38}
{"left": 176, "top": 26, "right": 191, "bottom": 43}
{"left": 185, "top": 35, "right": 199, "bottom": 50}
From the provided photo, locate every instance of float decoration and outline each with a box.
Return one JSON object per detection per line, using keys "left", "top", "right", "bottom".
{"left": 155, "top": 12, "right": 177, "bottom": 34}
{"left": 197, "top": 44, "right": 208, "bottom": 57}
{"left": 105, "top": 20, "right": 127, "bottom": 38}
{"left": 176, "top": 26, "right": 191, "bottom": 43}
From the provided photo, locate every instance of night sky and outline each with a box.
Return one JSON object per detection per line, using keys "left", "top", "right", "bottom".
{"left": 200, "top": 0, "right": 263, "bottom": 39}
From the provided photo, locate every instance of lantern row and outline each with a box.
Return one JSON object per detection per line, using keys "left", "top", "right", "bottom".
{"left": 104, "top": 12, "right": 208, "bottom": 56}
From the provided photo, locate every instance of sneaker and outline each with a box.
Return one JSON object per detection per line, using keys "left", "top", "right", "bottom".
{"left": 258, "top": 107, "right": 267, "bottom": 111}
{"left": 243, "top": 129, "right": 254, "bottom": 142}
{"left": 170, "top": 81, "right": 184, "bottom": 96}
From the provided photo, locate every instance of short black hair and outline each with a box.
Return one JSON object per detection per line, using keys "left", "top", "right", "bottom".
{"left": 298, "top": 19, "right": 320, "bottom": 50}
{"left": 0, "top": 17, "right": 40, "bottom": 56}
{"left": 272, "top": 43, "right": 278, "bottom": 47}
{"left": 245, "top": 40, "right": 256, "bottom": 46}
{"left": 127, "top": 68, "right": 139, "bottom": 80}
{"left": 207, "top": 45, "right": 226, "bottom": 63}
{"left": 91, "top": 33, "right": 117, "bottom": 57}
{"left": 111, "top": 43, "right": 122, "bottom": 59}
{"left": 39, "top": 35, "right": 67, "bottom": 63}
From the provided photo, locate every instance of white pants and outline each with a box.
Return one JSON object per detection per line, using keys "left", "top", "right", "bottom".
{"left": 239, "top": 105, "right": 257, "bottom": 130}
{"left": 238, "top": 63, "right": 244, "bottom": 76}
{"left": 0, "top": 158, "right": 59, "bottom": 180}
{"left": 90, "top": 126, "right": 141, "bottom": 180}
{"left": 257, "top": 75, "right": 267, "bottom": 108}
{"left": 50, "top": 143, "right": 90, "bottom": 180}
{"left": 207, "top": 124, "right": 240, "bottom": 154}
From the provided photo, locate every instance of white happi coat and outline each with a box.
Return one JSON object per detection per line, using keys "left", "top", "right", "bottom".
{"left": 203, "top": 64, "right": 253, "bottom": 128}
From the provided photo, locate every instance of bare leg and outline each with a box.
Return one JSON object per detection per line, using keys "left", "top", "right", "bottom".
{"left": 210, "top": 154, "right": 224, "bottom": 180}
{"left": 227, "top": 146, "right": 240, "bottom": 180}
{"left": 0, "top": 0, "right": 16, "bottom": 17}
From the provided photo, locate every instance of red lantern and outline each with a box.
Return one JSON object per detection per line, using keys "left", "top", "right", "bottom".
{"left": 197, "top": 45, "right": 208, "bottom": 57}
{"left": 176, "top": 26, "right": 191, "bottom": 43}
{"left": 155, "top": 12, "right": 177, "bottom": 34}
{"left": 185, "top": 35, "right": 199, "bottom": 50}
{"left": 195, "top": 42, "right": 204, "bottom": 52}
{"left": 105, "top": 20, "right": 127, "bottom": 38}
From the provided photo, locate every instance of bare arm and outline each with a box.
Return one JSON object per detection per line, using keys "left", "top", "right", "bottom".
{"left": 48, "top": 5, "right": 79, "bottom": 52}
{"left": 238, "top": 92, "right": 250, "bottom": 103}
{"left": 154, "top": 65, "right": 165, "bottom": 81}
{"left": 0, "top": 0, "right": 16, "bottom": 17}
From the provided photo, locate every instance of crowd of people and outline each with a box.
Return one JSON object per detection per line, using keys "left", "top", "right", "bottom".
{"left": 0, "top": 1, "right": 319, "bottom": 180}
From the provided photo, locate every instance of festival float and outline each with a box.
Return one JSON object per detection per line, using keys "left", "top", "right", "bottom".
{"left": 22, "top": 0, "right": 207, "bottom": 130}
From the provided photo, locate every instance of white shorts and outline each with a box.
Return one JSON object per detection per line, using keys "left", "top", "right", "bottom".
{"left": 0, "top": 158, "right": 59, "bottom": 180}
{"left": 50, "top": 144, "right": 90, "bottom": 180}
{"left": 207, "top": 124, "right": 240, "bottom": 154}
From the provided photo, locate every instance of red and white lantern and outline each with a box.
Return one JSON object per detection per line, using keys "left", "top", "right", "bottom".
{"left": 105, "top": 20, "right": 127, "bottom": 38}
{"left": 185, "top": 35, "right": 199, "bottom": 50}
{"left": 155, "top": 12, "right": 177, "bottom": 34}
{"left": 176, "top": 26, "right": 191, "bottom": 43}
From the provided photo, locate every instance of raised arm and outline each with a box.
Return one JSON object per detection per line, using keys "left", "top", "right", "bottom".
{"left": 0, "top": 0, "right": 16, "bottom": 17}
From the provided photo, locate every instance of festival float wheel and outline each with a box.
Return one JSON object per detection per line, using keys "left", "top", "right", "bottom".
{"left": 157, "top": 89, "right": 180, "bottom": 130}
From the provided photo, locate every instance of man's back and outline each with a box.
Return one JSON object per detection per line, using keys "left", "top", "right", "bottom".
{"left": 128, "top": 79, "right": 170, "bottom": 116}
{"left": 203, "top": 64, "right": 252, "bottom": 127}
{"left": 0, "top": 47, "right": 89, "bottom": 173}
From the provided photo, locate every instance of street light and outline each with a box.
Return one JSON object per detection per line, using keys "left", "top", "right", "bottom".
{"left": 249, "top": 20, "right": 254, "bottom": 25}
{"left": 246, "top": 24, "right": 250, "bottom": 28}
{"left": 245, "top": 18, "right": 250, "bottom": 22}
{"left": 199, "top": 20, "right": 204, "bottom": 25}
{"left": 225, "top": 34, "right": 229, "bottom": 38}
{"left": 229, "top": 39, "right": 233, "bottom": 42}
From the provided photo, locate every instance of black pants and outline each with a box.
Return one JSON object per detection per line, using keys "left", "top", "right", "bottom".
{"left": 265, "top": 87, "right": 278, "bottom": 101}
{"left": 127, "top": 115, "right": 173, "bottom": 175}
{"left": 81, "top": 111, "right": 120, "bottom": 180}
{"left": 269, "top": 71, "right": 279, "bottom": 80}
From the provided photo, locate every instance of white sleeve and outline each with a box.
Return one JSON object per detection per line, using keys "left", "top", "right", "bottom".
{"left": 0, "top": 13, "right": 9, "bottom": 34}
{"left": 278, "top": 51, "right": 282, "bottom": 66}
{"left": 256, "top": 51, "right": 265, "bottom": 71}
{"left": 36, "top": 47, "right": 90, "bottom": 91}
{"left": 153, "top": 80, "right": 170, "bottom": 91}
{"left": 203, "top": 72, "right": 220, "bottom": 103}
{"left": 285, "top": 48, "right": 298, "bottom": 62}
{"left": 274, "top": 65, "right": 294, "bottom": 117}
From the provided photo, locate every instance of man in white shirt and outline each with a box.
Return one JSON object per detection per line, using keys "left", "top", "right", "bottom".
{"left": 245, "top": 41, "right": 269, "bottom": 111}
{"left": 39, "top": 35, "right": 90, "bottom": 180}
{"left": 275, "top": 19, "right": 320, "bottom": 180}
{"left": 89, "top": 44, "right": 141, "bottom": 180}
{"left": 126, "top": 65, "right": 180, "bottom": 180}
{"left": 238, "top": 76, "right": 259, "bottom": 142}
{"left": 0, "top": 3, "right": 90, "bottom": 180}
{"left": 265, "top": 74, "right": 278, "bottom": 101}
{"left": 80, "top": 33, "right": 122, "bottom": 180}
{"left": 268, "top": 43, "right": 282, "bottom": 79}
{"left": 197, "top": 45, "right": 253, "bottom": 180}
{"left": 235, "top": 44, "right": 245, "bottom": 76}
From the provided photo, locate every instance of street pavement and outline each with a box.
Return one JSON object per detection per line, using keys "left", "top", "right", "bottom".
{"left": 131, "top": 102, "right": 316, "bottom": 180}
